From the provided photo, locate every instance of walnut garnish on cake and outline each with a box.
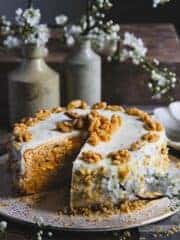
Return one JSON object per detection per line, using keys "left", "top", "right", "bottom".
{"left": 57, "top": 114, "right": 88, "bottom": 132}
{"left": 142, "top": 132, "right": 160, "bottom": 143}
{"left": 35, "top": 109, "right": 51, "bottom": 121}
{"left": 20, "top": 117, "right": 39, "bottom": 127}
{"left": 109, "top": 149, "right": 130, "bottom": 165}
{"left": 87, "top": 111, "right": 122, "bottom": 146}
{"left": 144, "top": 118, "right": 164, "bottom": 131}
{"left": 126, "top": 107, "right": 148, "bottom": 119}
{"left": 13, "top": 123, "right": 32, "bottom": 142}
{"left": 51, "top": 106, "right": 64, "bottom": 113}
{"left": 130, "top": 140, "right": 146, "bottom": 151}
{"left": 67, "top": 100, "right": 87, "bottom": 110}
{"left": 106, "top": 105, "right": 125, "bottom": 112}
{"left": 81, "top": 151, "right": 102, "bottom": 164}
{"left": 92, "top": 101, "right": 107, "bottom": 110}
{"left": 56, "top": 121, "right": 73, "bottom": 133}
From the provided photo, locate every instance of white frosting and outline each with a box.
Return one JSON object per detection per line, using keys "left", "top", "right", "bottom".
{"left": 70, "top": 110, "right": 168, "bottom": 207}
{"left": 10, "top": 107, "right": 168, "bottom": 207}
{"left": 12, "top": 110, "right": 89, "bottom": 175}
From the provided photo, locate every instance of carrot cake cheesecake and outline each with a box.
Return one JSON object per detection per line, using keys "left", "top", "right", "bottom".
{"left": 9, "top": 100, "right": 169, "bottom": 210}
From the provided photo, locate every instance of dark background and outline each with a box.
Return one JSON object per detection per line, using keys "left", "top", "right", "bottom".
{"left": 0, "top": 0, "right": 179, "bottom": 32}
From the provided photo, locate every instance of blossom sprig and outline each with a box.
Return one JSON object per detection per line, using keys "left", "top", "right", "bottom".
{"left": 153, "top": 0, "right": 174, "bottom": 7}
{"left": 117, "top": 32, "right": 177, "bottom": 99}
{"left": 1, "top": 7, "right": 49, "bottom": 49}
{"left": 33, "top": 216, "right": 53, "bottom": 240}
{"left": 55, "top": 0, "right": 120, "bottom": 47}
{"left": 55, "top": 1, "right": 177, "bottom": 99}
{"left": 0, "top": 16, "right": 12, "bottom": 50}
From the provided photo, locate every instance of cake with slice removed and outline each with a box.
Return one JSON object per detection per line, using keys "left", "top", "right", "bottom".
{"left": 9, "top": 100, "right": 169, "bottom": 211}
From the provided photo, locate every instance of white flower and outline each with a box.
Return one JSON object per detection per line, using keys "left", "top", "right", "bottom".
{"left": 119, "top": 49, "right": 130, "bottom": 62}
{"left": 36, "top": 24, "right": 49, "bottom": 46}
{"left": 55, "top": 15, "right": 68, "bottom": 26}
{"left": 15, "top": 8, "right": 41, "bottom": 27}
{"left": 148, "top": 82, "right": 153, "bottom": 88}
{"left": 119, "top": 48, "right": 142, "bottom": 65}
{"left": 48, "top": 231, "right": 53, "bottom": 237}
{"left": 4, "top": 36, "right": 19, "bottom": 48}
{"left": 153, "top": 0, "right": 171, "bottom": 7}
{"left": 0, "top": 221, "right": 7, "bottom": 232}
{"left": 66, "top": 35, "right": 75, "bottom": 47}
{"left": 16, "top": 8, "right": 23, "bottom": 17}
{"left": 23, "top": 8, "right": 41, "bottom": 26}
{"left": 151, "top": 70, "right": 167, "bottom": 86}
{"left": 68, "top": 25, "right": 82, "bottom": 37}
{"left": 110, "top": 24, "right": 120, "bottom": 33}
{"left": 0, "top": 16, "right": 11, "bottom": 36}
{"left": 123, "top": 32, "right": 147, "bottom": 58}
{"left": 153, "top": 58, "right": 159, "bottom": 65}
{"left": 21, "top": 23, "right": 49, "bottom": 47}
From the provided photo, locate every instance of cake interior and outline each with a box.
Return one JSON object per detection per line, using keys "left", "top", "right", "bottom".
{"left": 19, "top": 136, "right": 84, "bottom": 194}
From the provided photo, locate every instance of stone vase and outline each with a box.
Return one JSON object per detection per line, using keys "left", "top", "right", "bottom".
{"left": 8, "top": 45, "right": 60, "bottom": 124}
{"left": 64, "top": 39, "right": 101, "bottom": 105}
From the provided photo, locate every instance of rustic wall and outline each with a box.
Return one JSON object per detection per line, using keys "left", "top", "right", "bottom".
{"left": 0, "top": 0, "right": 85, "bottom": 23}
{"left": 0, "top": 0, "right": 179, "bottom": 30}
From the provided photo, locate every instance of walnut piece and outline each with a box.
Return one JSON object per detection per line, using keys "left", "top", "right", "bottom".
{"left": 81, "top": 151, "right": 102, "bottom": 163}
{"left": 126, "top": 107, "right": 148, "bottom": 119}
{"left": 106, "top": 105, "right": 125, "bottom": 112}
{"left": 88, "top": 111, "right": 122, "bottom": 146}
{"left": 88, "top": 132, "right": 100, "bottom": 146}
{"left": 13, "top": 123, "right": 32, "bottom": 142}
{"left": 144, "top": 118, "right": 164, "bottom": 131}
{"left": 35, "top": 109, "right": 51, "bottom": 121}
{"left": 92, "top": 102, "right": 107, "bottom": 110}
{"left": 21, "top": 117, "right": 38, "bottom": 127}
{"left": 51, "top": 107, "right": 63, "bottom": 113}
{"left": 130, "top": 140, "right": 146, "bottom": 151}
{"left": 56, "top": 121, "right": 73, "bottom": 132}
{"left": 67, "top": 100, "right": 87, "bottom": 110}
{"left": 142, "top": 132, "right": 160, "bottom": 143}
{"left": 109, "top": 149, "right": 130, "bottom": 165}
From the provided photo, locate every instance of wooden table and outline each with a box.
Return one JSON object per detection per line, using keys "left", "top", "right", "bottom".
{"left": 0, "top": 128, "right": 179, "bottom": 240}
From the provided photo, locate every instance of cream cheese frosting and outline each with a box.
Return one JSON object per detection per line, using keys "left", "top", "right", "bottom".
{"left": 9, "top": 102, "right": 169, "bottom": 210}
